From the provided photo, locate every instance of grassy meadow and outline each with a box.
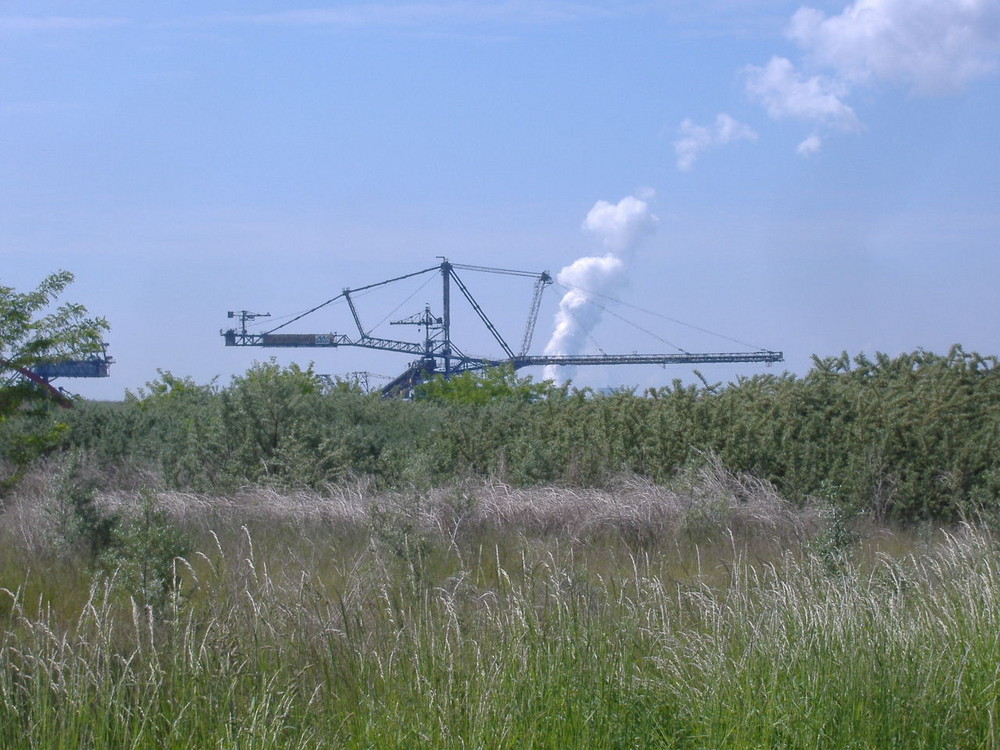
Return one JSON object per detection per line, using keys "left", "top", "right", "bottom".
{"left": 2, "top": 458, "right": 1000, "bottom": 749}
{"left": 3, "top": 349, "right": 1000, "bottom": 746}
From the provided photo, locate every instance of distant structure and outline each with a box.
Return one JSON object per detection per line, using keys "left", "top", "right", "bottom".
{"left": 1, "top": 344, "right": 112, "bottom": 408}
{"left": 222, "top": 259, "right": 782, "bottom": 397}
{"left": 30, "top": 354, "right": 113, "bottom": 380}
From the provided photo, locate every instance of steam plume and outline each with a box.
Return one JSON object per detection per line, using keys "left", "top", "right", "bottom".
{"left": 542, "top": 195, "right": 658, "bottom": 382}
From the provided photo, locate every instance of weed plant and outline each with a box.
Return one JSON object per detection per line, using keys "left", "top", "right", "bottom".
{"left": 2, "top": 464, "right": 1000, "bottom": 748}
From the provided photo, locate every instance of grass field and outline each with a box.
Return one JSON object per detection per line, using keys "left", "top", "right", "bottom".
{"left": 2, "top": 462, "right": 999, "bottom": 748}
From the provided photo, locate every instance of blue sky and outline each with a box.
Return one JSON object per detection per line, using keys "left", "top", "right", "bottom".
{"left": 3, "top": 0, "right": 999, "bottom": 399}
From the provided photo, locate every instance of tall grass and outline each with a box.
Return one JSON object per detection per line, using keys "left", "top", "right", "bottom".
{"left": 2, "top": 466, "right": 999, "bottom": 748}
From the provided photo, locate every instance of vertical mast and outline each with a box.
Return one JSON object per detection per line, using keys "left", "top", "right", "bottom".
{"left": 439, "top": 258, "right": 452, "bottom": 377}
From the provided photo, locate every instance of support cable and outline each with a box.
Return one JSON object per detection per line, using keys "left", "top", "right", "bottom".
{"left": 451, "top": 263, "right": 546, "bottom": 279}
{"left": 554, "top": 288, "right": 688, "bottom": 354}
{"left": 553, "top": 281, "right": 770, "bottom": 352}
{"left": 546, "top": 304, "right": 610, "bottom": 357}
{"left": 369, "top": 272, "right": 437, "bottom": 333}
{"left": 263, "top": 294, "right": 346, "bottom": 335}
{"left": 264, "top": 264, "right": 439, "bottom": 335}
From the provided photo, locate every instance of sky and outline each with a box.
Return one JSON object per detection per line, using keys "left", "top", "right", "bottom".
{"left": 3, "top": 0, "right": 1000, "bottom": 399}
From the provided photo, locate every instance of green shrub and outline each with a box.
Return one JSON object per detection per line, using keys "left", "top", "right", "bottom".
{"left": 98, "top": 490, "right": 189, "bottom": 610}
{"left": 53, "top": 346, "right": 1000, "bottom": 523}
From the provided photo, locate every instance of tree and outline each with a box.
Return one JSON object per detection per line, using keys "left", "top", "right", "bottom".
{"left": 0, "top": 271, "right": 109, "bottom": 485}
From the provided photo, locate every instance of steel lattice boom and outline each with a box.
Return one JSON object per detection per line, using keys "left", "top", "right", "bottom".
{"left": 222, "top": 259, "right": 783, "bottom": 396}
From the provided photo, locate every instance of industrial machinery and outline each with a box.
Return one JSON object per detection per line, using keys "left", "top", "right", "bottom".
{"left": 1, "top": 345, "right": 112, "bottom": 408}
{"left": 29, "top": 353, "right": 113, "bottom": 380}
{"left": 222, "top": 259, "right": 782, "bottom": 397}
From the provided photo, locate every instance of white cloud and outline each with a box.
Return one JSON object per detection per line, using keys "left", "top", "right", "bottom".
{"left": 788, "top": 0, "right": 1000, "bottom": 94}
{"left": 634, "top": 185, "right": 657, "bottom": 201}
{"left": 741, "top": 0, "right": 1000, "bottom": 153}
{"left": 796, "top": 133, "right": 823, "bottom": 156}
{"left": 673, "top": 113, "right": 758, "bottom": 171}
{"left": 744, "top": 56, "right": 860, "bottom": 130}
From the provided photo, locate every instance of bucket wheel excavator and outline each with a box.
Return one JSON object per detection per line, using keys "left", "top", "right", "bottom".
{"left": 222, "top": 259, "right": 782, "bottom": 397}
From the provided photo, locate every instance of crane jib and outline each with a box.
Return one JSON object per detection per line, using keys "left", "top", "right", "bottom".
{"left": 220, "top": 259, "right": 782, "bottom": 396}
